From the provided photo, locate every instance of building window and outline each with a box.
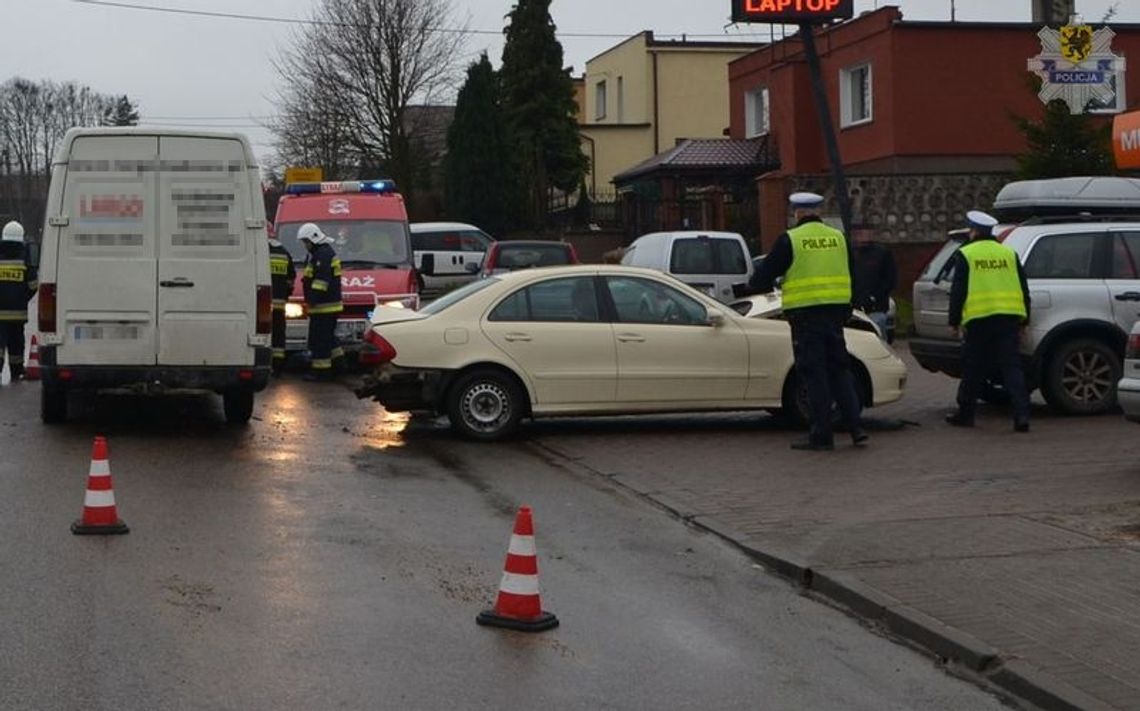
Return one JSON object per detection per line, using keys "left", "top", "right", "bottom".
{"left": 745, "top": 86, "right": 770, "bottom": 138}
{"left": 617, "top": 76, "right": 624, "bottom": 122}
{"left": 840, "top": 63, "right": 872, "bottom": 127}
{"left": 595, "top": 80, "right": 607, "bottom": 120}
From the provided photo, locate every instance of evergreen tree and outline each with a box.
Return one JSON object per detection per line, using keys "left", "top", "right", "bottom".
{"left": 500, "top": 0, "right": 587, "bottom": 230}
{"left": 102, "top": 95, "right": 139, "bottom": 126}
{"left": 1014, "top": 99, "right": 1115, "bottom": 180}
{"left": 444, "top": 55, "right": 512, "bottom": 236}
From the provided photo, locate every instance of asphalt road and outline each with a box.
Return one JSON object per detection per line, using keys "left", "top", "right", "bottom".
{"left": 0, "top": 376, "right": 1007, "bottom": 711}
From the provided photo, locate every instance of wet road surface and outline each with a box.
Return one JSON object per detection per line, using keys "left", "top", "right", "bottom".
{"left": 0, "top": 377, "right": 1007, "bottom": 710}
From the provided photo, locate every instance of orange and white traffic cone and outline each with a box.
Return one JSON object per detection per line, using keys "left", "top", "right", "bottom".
{"left": 477, "top": 506, "right": 558, "bottom": 632}
{"left": 24, "top": 334, "right": 40, "bottom": 381}
{"left": 71, "top": 436, "right": 129, "bottom": 535}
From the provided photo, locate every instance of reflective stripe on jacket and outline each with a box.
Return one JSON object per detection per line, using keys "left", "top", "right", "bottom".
{"left": 0, "top": 242, "right": 36, "bottom": 320}
{"left": 781, "top": 221, "right": 852, "bottom": 310}
{"left": 269, "top": 240, "right": 296, "bottom": 311}
{"left": 302, "top": 243, "right": 343, "bottom": 315}
{"left": 960, "top": 240, "right": 1028, "bottom": 325}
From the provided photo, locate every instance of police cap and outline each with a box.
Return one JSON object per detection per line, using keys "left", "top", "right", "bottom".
{"left": 966, "top": 210, "right": 998, "bottom": 232}
{"left": 789, "top": 192, "right": 825, "bottom": 208}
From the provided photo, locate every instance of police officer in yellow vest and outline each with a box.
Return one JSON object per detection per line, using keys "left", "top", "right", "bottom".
{"left": 751, "top": 192, "right": 867, "bottom": 451}
{"left": 946, "top": 210, "right": 1031, "bottom": 432}
{"left": 0, "top": 221, "right": 37, "bottom": 382}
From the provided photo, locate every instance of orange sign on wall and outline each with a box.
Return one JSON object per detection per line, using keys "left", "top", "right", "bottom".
{"left": 1115, "top": 111, "right": 1140, "bottom": 170}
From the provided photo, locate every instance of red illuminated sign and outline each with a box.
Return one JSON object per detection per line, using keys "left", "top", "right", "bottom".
{"left": 732, "top": 0, "right": 854, "bottom": 23}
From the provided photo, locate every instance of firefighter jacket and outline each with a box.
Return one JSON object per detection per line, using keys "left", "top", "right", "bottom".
{"left": 302, "top": 242, "right": 343, "bottom": 315}
{"left": 0, "top": 242, "right": 37, "bottom": 322}
{"left": 269, "top": 239, "right": 296, "bottom": 311}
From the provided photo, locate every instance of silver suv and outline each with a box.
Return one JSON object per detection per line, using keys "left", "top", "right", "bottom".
{"left": 910, "top": 177, "right": 1140, "bottom": 415}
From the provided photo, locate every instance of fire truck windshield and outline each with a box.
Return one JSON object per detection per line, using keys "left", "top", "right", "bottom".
{"left": 277, "top": 220, "right": 411, "bottom": 267}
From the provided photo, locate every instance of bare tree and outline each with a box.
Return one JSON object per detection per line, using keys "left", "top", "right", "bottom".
{"left": 0, "top": 78, "right": 118, "bottom": 226}
{"left": 270, "top": 0, "right": 467, "bottom": 197}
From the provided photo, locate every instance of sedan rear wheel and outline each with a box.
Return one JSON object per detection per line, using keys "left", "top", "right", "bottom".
{"left": 447, "top": 369, "right": 524, "bottom": 441}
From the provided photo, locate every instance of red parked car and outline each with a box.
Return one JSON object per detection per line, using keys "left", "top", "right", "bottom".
{"left": 475, "top": 240, "right": 580, "bottom": 278}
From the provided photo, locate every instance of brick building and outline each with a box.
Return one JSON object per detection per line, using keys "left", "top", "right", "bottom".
{"left": 728, "top": 6, "right": 1140, "bottom": 288}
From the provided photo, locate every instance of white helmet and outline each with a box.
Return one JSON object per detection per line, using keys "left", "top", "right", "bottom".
{"left": 297, "top": 222, "right": 329, "bottom": 245}
{"left": 1, "top": 221, "right": 24, "bottom": 243}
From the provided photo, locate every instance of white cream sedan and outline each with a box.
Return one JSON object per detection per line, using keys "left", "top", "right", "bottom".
{"left": 356, "top": 266, "right": 907, "bottom": 440}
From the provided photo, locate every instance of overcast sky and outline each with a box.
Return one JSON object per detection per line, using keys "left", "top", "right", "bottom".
{"left": 4, "top": 0, "right": 1137, "bottom": 161}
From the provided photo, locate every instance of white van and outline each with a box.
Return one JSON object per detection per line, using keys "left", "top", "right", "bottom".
{"left": 620, "top": 231, "right": 753, "bottom": 303}
{"left": 410, "top": 222, "right": 494, "bottom": 295}
{"left": 36, "top": 128, "right": 272, "bottom": 424}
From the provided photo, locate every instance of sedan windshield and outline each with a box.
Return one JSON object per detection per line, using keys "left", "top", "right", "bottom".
{"left": 420, "top": 278, "right": 501, "bottom": 315}
{"left": 277, "top": 220, "right": 411, "bottom": 267}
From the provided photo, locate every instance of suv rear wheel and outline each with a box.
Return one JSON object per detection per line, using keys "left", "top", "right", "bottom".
{"left": 1042, "top": 338, "right": 1121, "bottom": 415}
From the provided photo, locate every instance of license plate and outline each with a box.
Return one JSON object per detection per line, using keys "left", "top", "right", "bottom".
{"left": 335, "top": 320, "right": 368, "bottom": 341}
{"left": 74, "top": 325, "right": 141, "bottom": 340}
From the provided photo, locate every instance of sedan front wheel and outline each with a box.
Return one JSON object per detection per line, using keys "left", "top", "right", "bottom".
{"left": 447, "top": 369, "right": 525, "bottom": 441}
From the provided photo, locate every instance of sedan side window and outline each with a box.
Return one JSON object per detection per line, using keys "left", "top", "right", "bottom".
{"left": 1024, "top": 233, "right": 1099, "bottom": 279}
{"left": 488, "top": 277, "right": 600, "bottom": 323}
{"left": 606, "top": 276, "right": 708, "bottom": 326}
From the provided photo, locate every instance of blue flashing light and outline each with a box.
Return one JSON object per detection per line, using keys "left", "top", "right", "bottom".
{"left": 284, "top": 179, "right": 397, "bottom": 196}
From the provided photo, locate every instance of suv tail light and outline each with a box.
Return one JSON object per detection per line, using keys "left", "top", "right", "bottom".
{"left": 1128, "top": 332, "right": 1140, "bottom": 360}
{"left": 362, "top": 328, "right": 397, "bottom": 364}
{"left": 482, "top": 246, "right": 498, "bottom": 276}
{"left": 256, "top": 285, "right": 272, "bottom": 334}
{"left": 39, "top": 283, "right": 57, "bottom": 333}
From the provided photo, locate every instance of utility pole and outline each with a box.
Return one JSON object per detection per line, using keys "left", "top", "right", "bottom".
{"left": 799, "top": 24, "right": 853, "bottom": 235}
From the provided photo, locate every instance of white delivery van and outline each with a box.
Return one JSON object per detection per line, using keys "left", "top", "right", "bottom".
{"left": 36, "top": 128, "right": 273, "bottom": 424}
{"left": 410, "top": 222, "right": 494, "bottom": 295}
{"left": 620, "top": 231, "right": 753, "bottom": 303}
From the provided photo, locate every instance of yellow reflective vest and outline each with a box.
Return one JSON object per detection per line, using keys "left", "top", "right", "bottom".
{"left": 782, "top": 221, "right": 852, "bottom": 311}
{"left": 960, "top": 240, "right": 1027, "bottom": 325}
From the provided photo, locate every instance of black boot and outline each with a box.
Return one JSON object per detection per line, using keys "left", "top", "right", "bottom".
{"left": 945, "top": 411, "right": 974, "bottom": 427}
{"left": 9, "top": 364, "right": 24, "bottom": 382}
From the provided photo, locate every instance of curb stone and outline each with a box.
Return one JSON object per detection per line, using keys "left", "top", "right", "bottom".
{"left": 990, "top": 660, "right": 1120, "bottom": 711}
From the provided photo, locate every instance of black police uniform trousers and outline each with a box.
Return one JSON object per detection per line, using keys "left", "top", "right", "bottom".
{"left": 307, "top": 313, "right": 339, "bottom": 372}
{"left": 272, "top": 308, "right": 287, "bottom": 369}
{"left": 789, "top": 307, "right": 862, "bottom": 445}
{"left": 956, "top": 315, "right": 1030, "bottom": 422}
{"left": 0, "top": 321, "right": 25, "bottom": 372}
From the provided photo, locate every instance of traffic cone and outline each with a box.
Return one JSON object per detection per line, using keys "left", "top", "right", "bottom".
{"left": 71, "top": 436, "right": 129, "bottom": 535}
{"left": 477, "top": 506, "right": 558, "bottom": 632}
{"left": 24, "top": 334, "right": 40, "bottom": 381}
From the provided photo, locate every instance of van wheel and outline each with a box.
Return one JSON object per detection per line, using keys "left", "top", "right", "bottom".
{"left": 223, "top": 389, "right": 255, "bottom": 425}
{"left": 446, "top": 369, "right": 524, "bottom": 441}
{"left": 41, "top": 386, "right": 67, "bottom": 424}
{"left": 1042, "top": 338, "right": 1121, "bottom": 415}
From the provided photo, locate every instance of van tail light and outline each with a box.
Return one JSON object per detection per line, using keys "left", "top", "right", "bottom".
{"left": 256, "top": 285, "right": 272, "bottom": 334}
{"left": 39, "top": 284, "right": 57, "bottom": 333}
{"left": 1128, "top": 332, "right": 1140, "bottom": 360}
{"left": 361, "top": 328, "right": 397, "bottom": 365}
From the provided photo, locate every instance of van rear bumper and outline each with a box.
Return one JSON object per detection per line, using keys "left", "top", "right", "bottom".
{"left": 38, "top": 346, "right": 272, "bottom": 392}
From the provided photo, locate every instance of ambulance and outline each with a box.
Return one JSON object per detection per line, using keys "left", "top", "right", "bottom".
{"left": 272, "top": 179, "right": 419, "bottom": 364}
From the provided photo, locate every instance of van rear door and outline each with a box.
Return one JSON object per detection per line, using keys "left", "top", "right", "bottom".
{"left": 56, "top": 135, "right": 159, "bottom": 366}
{"left": 156, "top": 136, "right": 257, "bottom": 366}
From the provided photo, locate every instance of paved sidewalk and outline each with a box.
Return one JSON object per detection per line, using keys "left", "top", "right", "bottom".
{"left": 532, "top": 346, "right": 1140, "bottom": 710}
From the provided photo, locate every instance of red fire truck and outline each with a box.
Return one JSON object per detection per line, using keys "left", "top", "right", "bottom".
{"left": 273, "top": 179, "right": 419, "bottom": 364}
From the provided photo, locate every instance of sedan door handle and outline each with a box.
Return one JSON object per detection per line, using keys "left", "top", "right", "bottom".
{"left": 617, "top": 333, "right": 646, "bottom": 343}
{"left": 160, "top": 279, "right": 194, "bottom": 288}
{"left": 504, "top": 333, "right": 532, "bottom": 342}
{"left": 1116, "top": 292, "right": 1140, "bottom": 302}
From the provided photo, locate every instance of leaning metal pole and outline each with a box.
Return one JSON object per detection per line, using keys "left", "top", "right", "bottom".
{"left": 799, "top": 22, "right": 853, "bottom": 236}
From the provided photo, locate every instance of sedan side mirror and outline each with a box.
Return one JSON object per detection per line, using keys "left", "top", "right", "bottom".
{"left": 707, "top": 310, "right": 726, "bottom": 328}
{"left": 420, "top": 253, "right": 435, "bottom": 277}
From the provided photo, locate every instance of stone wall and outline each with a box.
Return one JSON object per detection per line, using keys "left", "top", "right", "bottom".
{"left": 794, "top": 172, "right": 1012, "bottom": 244}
